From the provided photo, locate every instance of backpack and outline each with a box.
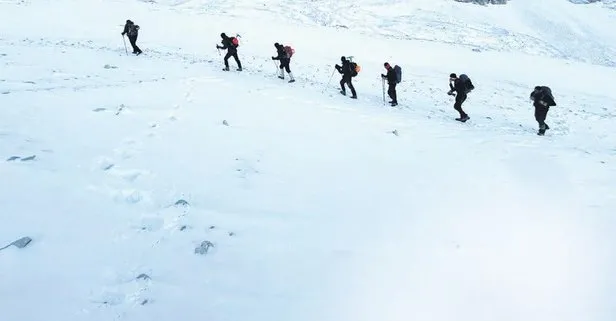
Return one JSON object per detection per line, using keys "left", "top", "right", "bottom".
{"left": 532, "top": 86, "right": 556, "bottom": 107}
{"left": 230, "top": 36, "right": 239, "bottom": 47}
{"left": 394, "top": 65, "right": 402, "bottom": 83}
{"left": 349, "top": 62, "right": 360, "bottom": 77}
{"left": 284, "top": 45, "right": 295, "bottom": 58}
{"left": 128, "top": 24, "right": 139, "bottom": 36}
{"left": 459, "top": 74, "right": 474, "bottom": 93}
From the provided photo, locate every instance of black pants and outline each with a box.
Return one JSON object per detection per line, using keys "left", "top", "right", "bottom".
{"left": 388, "top": 83, "right": 397, "bottom": 103}
{"left": 128, "top": 35, "right": 141, "bottom": 53}
{"left": 534, "top": 104, "right": 549, "bottom": 128}
{"left": 454, "top": 93, "right": 468, "bottom": 118}
{"left": 224, "top": 51, "right": 242, "bottom": 69}
{"left": 340, "top": 75, "right": 356, "bottom": 97}
{"left": 279, "top": 58, "right": 290, "bottom": 73}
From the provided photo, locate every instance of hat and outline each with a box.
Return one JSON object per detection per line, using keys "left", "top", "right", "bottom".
{"left": 274, "top": 42, "right": 280, "bottom": 47}
{"left": 450, "top": 73, "right": 457, "bottom": 78}
{"left": 220, "top": 32, "right": 226, "bottom": 38}
{"left": 384, "top": 62, "right": 391, "bottom": 68}
{"left": 341, "top": 56, "right": 346, "bottom": 61}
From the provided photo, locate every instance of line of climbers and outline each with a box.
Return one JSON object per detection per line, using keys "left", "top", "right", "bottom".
{"left": 120, "top": 20, "right": 557, "bottom": 136}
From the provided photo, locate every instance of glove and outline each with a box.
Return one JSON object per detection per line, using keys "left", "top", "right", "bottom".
{"left": 381, "top": 74, "right": 386, "bottom": 78}
{"left": 271, "top": 57, "right": 275, "bottom": 60}
{"left": 447, "top": 90, "right": 455, "bottom": 96}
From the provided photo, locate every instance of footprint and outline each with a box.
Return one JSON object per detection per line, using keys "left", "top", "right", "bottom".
{"left": 96, "top": 157, "right": 115, "bottom": 171}
{"left": 133, "top": 215, "right": 165, "bottom": 232}
{"left": 113, "top": 189, "right": 145, "bottom": 204}
{"left": 112, "top": 168, "right": 148, "bottom": 182}
{"left": 92, "top": 107, "right": 106, "bottom": 112}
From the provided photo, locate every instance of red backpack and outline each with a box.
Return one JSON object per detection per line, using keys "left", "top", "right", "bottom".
{"left": 284, "top": 45, "right": 294, "bottom": 58}
{"left": 230, "top": 37, "right": 239, "bottom": 47}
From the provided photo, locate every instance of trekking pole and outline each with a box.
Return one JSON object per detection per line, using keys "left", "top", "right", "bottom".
{"left": 216, "top": 45, "right": 220, "bottom": 56}
{"left": 382, "top": 77, "right": 386, "bottom": 105}
{"left": 122, "top": 35, "right": 128, "bottom": 55}
{"left": 323, "top": 67, "right": 336, "bottom": 92}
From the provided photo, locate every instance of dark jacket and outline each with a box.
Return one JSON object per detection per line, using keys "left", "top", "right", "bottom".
{"left": 272, "top": 45, "right": 288, "bottom": 60}
{"left": 218, "top": 35, "right": 237, "bottom": 53}
{"left": 335, "top": 60, "right": 353, "bottom": 77}
{"left": 530, "top": 86, "right": 556, "bottom": 107}
{"left": 122, "top": 21, "right": 139, "bottom": 37}
{"left": 382, "top": 68, "right": 396, "bottom": 85}
{"left": 450, "top": 78, "right": 467, "bottom": 96}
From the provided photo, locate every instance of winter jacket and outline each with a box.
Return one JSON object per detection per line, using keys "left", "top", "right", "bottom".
{"left": 336, "top": 60, "right": 353, "bottom": 77}
{"left": 383, "top": 68, "right": 397, "bottom": 85}
{"left": 530, "top": 86, "right": 556, "bottom": 107}
{"left": 450, "top": 78, "right": 467, "bottom": 96}
{"left": 122, "top": 22, "right": 139, "bottom": 37}
{"left": 218, "top": 36, "right": 237, "bottom": 53}
{"left": 272, "top": 45, "right": 289, "bottom": 60}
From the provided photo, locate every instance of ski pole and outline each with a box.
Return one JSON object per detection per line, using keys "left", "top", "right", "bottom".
{"left": 122, "top": 35, "right": 128, "bottom": 55}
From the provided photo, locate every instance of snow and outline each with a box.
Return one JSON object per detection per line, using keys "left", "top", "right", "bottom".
{"left": 1, "top": 0, "right": 615, "bottom": 320}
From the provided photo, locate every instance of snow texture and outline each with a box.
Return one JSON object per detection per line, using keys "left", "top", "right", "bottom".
{"left": 1, "top": 0, "right": 616, "bottom": 321}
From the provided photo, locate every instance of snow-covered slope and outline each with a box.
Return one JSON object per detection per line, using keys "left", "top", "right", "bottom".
{"left": 1, "top": 0, "right": 615, "bottom": 321}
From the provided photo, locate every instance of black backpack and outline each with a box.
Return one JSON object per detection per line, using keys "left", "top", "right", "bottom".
{"left": 394, "top": 65, "right": 402, "bottom": 83}
{"left": 459, "top": 74, "right": 474, "bottom": 93}
{"left": 531, "top": 86, "right": 556, "bottom": 107}
{"left": 128, "top": 24, "right": 139, "bottom": 36}
{"left": 349, "top": 62, "right": 359, "bottom": 77}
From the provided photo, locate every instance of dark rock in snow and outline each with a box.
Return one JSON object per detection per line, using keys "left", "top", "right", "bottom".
{"left": 0, "top": 236, "right": 32, "bottom": 251}
{"left": 194, "top": 241, "right": 214, "bottom": 255}
{"left": 174, "top": 199, "right": 189, "bottom": 206}
{"left": 20, "top": 155, "right": 36, "bottom": 161}
{"left": 136, "top": 273, "right": 151, "bottom": 281}
{"left": 6, "top": 156, "right": 20, "bottom": 161}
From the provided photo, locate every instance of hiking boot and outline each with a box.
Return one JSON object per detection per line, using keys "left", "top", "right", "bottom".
{"left": 456, "top": 115, "right": 470, "bottom": 122}
{"left": 278, "top": 76, "right": 284, "bottom": 80}
{"left": 237, "top": 67, "right": 242, "bottom": 71}
{"left": 288, "top": 79, "right": 295, "bottom": 83}
{"left": 350, "top": 95, "right": 357, "bottom": 99}
{"left": 390, "top": 102, "right": 398, "bottom": 106}
{"left": 223, "top": 67, "right": 229, "bottom": 71}
{"left": 340, "top": 90, "right": 346, "bottom": 96}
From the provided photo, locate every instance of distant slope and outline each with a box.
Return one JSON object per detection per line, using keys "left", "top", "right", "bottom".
{"left": 153, "top": 0, "right": 616, "bottom": 67}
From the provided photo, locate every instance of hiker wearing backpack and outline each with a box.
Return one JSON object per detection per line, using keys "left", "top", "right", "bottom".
{"left": 216, "top": 33, "right": 242, "bottom": 71}
{"left": 381, "top": 62, "right": 400, "bottom": 106}
{"left": 121, "top": 20, "right": 142, "bottom": 55}
{"left": 334, "top": 56, "right": 357, "bottom": 99}
{"left": 447, "top": 73, "right": 474, "bottom": 122}
{"left": 271, "top": 43, "right": 295, "bottom": 83}
{"left": 529, "top": 86, "right": 556, "bottom": 135}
